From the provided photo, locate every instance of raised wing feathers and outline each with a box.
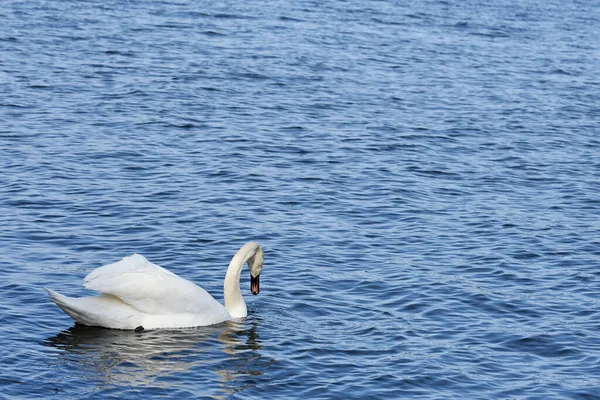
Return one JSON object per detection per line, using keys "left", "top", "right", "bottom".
{"left": 83, "top": 254, "right": 225, "bottom": 316}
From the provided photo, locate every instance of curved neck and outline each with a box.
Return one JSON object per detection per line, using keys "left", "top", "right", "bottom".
{"left": 224, "top": 242, "right": 260, "bottom": 318}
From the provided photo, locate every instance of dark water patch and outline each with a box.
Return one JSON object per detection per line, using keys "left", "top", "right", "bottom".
{"left": 498, "top": 335, "right": 580, "bottom": 358}
{"left": 213, "top": 13, "right": 254, "bottom": 20}
{"left": 104, "top": 50, "right": 136, "bottom": 57}
{"left": 201, "top": 30, "right": 226, "bottom": 36}
{"left": 279, "top": 16, "right": 303, "bottom": 22}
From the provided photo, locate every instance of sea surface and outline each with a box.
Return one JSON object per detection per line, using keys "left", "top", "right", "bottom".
{"left": 1, "top": 0, "right": 599, "bottom": 398}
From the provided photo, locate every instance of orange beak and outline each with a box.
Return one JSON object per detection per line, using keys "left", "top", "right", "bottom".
{"left": 250, "top": 274, "right": 260, "bottom": 295}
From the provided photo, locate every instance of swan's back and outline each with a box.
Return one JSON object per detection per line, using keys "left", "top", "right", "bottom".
{"left": 81, "top": 254, "right": 230, "bottom": 326}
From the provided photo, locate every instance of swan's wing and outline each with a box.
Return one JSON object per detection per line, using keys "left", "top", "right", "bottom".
{"left": 83, "top": 254, "right": 227, "bottom": 317}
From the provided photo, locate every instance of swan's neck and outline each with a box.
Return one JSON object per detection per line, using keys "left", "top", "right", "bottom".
{"left": 224, "top": 242, "right": 259, "bottom": 319}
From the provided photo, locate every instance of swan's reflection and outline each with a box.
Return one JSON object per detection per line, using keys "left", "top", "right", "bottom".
{"left": 44, "top": 317, "right": 270, "bottom": 397}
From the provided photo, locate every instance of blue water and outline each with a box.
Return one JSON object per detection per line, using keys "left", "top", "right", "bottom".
{"left": 2, "top": 0, "right": 600, "bottom": 398}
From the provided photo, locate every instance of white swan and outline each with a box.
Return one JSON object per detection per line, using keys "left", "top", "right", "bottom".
{"left": 46, "top": 242, "right": 263, "bottom": 330}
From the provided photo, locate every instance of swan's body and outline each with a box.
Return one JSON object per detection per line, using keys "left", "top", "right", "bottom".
{"left": 47, "top": 242, "right": 263, "bottom": 330}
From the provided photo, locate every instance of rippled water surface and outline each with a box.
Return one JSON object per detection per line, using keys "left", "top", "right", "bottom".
{"left": 2, "top": 0, "right": 600, "bottom": 398}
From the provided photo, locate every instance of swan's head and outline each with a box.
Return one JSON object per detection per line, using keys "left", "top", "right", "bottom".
{"left": 247, "top": 245, "right": 263, "bottom": 296}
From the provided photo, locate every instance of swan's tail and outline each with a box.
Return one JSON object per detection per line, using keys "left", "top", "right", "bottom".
{"left": 46, "top": 288, "right": 141, "bottom": 329}
{"left": 46, "top": 288, "right": 95, "bottom": 326}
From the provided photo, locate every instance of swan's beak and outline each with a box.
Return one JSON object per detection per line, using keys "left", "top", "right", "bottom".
{"left": 250, "top": 273, "right": 260, "bottom": 295}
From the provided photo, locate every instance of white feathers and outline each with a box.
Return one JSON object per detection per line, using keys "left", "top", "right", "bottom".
{"left": 82, "top": 254, "right": 221, "bottom": 316}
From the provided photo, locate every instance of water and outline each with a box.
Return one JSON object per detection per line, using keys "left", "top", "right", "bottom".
{"left": 1, "top": 0, "right": 599, "bottom": 398}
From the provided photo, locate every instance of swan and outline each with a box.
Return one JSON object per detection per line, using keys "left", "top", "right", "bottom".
{"left": 46, "top": 242, "right": 263, "bottom": 330}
